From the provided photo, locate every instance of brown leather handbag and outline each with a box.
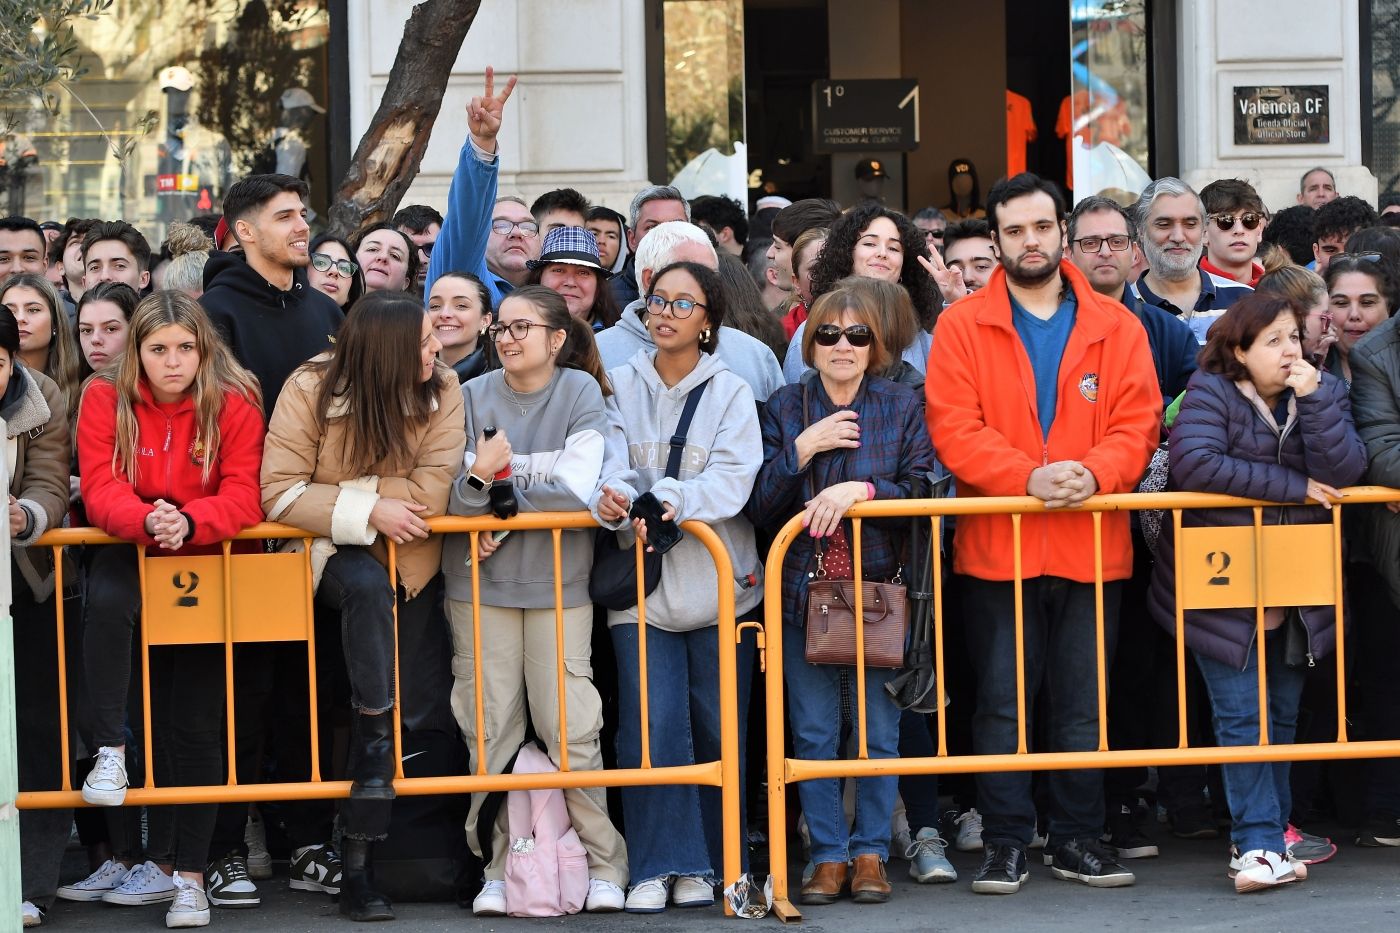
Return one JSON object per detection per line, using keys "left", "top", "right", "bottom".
{"left": 799, "top": 384, "right": 909, "bottom": 667}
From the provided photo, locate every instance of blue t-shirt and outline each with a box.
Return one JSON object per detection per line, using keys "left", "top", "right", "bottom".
{"left": 1011, "top": 289, "right": 1078, "bottom": 440}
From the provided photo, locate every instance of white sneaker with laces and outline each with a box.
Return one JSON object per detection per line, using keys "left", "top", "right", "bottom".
{"left": 244, "top": 808, "right": 273, "bottom": 880}
{"left": 57, "top": 858, "right": 129, "bottom": 902}
{"left": 584, "top": 878, "right": 625, "bottom": 912}
{"left": 165, "top": 874, "right": 211, "bottom": 928}
{"left": 624, "top": 877, "right": 670, "bottom": 913}
{"left": 102, "top": 861, "right": 177, "bottom": 906}
{"left": 472, "top": 879, "right": 506, "bottom": 917}
{"left": 82, "top": 747, "right": 128, "bottom": 806}
{"left": 672, "top": 875, "right": 715, "bottom": 908}
{"left": 955, "top": 808, "right": 985, "bottom": 852}
{"left": 21, "top": 901, "right": 43, "bottom": 927}
{"left": 1234, "top": 849, "right": 1290, "bottom": 893}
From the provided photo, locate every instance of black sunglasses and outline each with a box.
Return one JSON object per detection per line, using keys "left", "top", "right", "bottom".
{"left": 812, "top": 324, "right": 874, "bottom": 348}
{"left": 1209, "top": 211, "right": 1266, "bottom": 231}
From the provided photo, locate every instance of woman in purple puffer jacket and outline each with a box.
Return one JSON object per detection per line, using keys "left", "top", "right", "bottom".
{"left": 1148, "top": 293, "right": 1366, "bottom": 894}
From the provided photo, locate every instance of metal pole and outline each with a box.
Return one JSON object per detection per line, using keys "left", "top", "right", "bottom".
{"left": 1, "top": 416, "right": 21, "bottom": 924}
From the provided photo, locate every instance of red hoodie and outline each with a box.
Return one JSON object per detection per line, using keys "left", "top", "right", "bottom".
{"left": 78, "top": 378, "right": 266, "bottom": 555}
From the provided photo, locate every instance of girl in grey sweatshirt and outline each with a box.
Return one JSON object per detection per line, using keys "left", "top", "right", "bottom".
{"left": 444, "top": 286, "right": 628, "bottom": 907}
{"left": 592, "top": 261, "right": 762, "bottom": 909}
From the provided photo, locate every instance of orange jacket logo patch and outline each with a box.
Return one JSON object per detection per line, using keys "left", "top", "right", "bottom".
{"left": 1079, "top": 372, "right": 1099, "bottom": 403}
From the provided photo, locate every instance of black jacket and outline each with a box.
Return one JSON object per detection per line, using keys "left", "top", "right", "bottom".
{"left": 1120, "top": 285, "right": 1198, "bottom": 403}
{"left": 200, "top": 251, "right": 344, "bottom": 419}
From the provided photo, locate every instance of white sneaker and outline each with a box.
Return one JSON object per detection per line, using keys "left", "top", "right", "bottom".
{"left": 624, "top": 877, "right": 670, "bottom": 913}
{"left": 57, "top": 858, "right": 129, "bottom": 902}
{"left": 584, "top": 878, "right": 625, "bottom": 912}
{"left": 672, "top": 875, "right": 715, "bottom": 908}
{"left": 244, "top": 808, "right": 273, "bottom": 880}
{"left": 102, "top": 861, "right": 177, "bottom": 905}
{"left": 82, "top": 747, "right": 128, "bottom": 806}
{"left": 166, "top": 874, "right": 211, "bottom": 928}
{"left": 21, "top": 901, "right": 43, "bottom": 927}
{"left": 954, "top": 808, "right": 985, "bottom": 852}
{"left": 1234, "top": 849, "right": 1291, "bottom": 893}
{"left": 472, "top": 879, "right": 506, "bottom": 917}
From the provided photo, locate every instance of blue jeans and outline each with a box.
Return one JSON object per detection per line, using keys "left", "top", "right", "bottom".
{"left": 783, "top": 625, "right": 900, "bottom": 864}
{"left": 961, "top": 576, "right": 1120, "bottom": 848}
{"left": 1193, "top": 631, "right": 1305, "bottom": 854}
{"left": 612, "top": 623, "right": 754, "bottom": 884}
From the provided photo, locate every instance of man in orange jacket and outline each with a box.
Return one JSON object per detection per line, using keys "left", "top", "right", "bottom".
{"left": 926, "top": 173, "right": 1160, "bottom": 895}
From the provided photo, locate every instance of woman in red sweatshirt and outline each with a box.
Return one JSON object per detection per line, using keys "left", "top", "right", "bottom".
{"left": 76, "top": 291, "right": 265, "bottom": 930}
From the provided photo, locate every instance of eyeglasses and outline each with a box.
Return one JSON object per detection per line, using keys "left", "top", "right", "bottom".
{"left": 644, "top": 294, "right": 706, "bottom": 319}
{"left": 812, "top": 323, "right": 874, "bottom": 348}
{"left": 418, "top": 241, "right": 434, "bottom": 257}
{"left": 490, "top": 219, "right": 540, "bottom": 238}
{"left": 1331, "top": 251, "right": 1383, "bottom": 265}
{"left": 487, "top": 319, "right": 552, "bottom": 342}
{"left": 1209, "top": 211, "right": 1266, "bottom": 231}
{"left": 1072, "top": 235, "right": 1132, "bottom": 253}
{"left": 310, "top": 252, "right": 358, "bottom": 277}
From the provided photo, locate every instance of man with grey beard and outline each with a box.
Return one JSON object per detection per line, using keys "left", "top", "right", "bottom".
{"left": 1128, "top": 177, "right": 1252, "bottom": 345}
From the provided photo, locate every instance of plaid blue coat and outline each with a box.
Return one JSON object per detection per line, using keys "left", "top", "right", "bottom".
{"left": 747, "top": 375, "right": 936, "bottom": 628}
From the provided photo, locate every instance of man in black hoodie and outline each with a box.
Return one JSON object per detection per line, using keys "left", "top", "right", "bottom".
{"left": 199, "top": 174, "right": 344, "bottom": 907}
{"left": 200, "top": 174, "right": 343, "bottom": 418}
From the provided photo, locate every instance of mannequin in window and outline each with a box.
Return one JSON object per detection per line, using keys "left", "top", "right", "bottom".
{"left": 940, "top": 158, "right": 985, "bottom": 222}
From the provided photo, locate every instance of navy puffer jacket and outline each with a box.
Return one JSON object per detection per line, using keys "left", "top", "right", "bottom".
{"left": 1148, "top": 368, "right": 1366, "bottom": 669}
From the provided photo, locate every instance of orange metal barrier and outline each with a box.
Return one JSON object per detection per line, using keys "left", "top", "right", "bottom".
{"left": 762, "top": 487, "right": 1400, "bottom": 923}
{"left": 14, "top": 514, "right": 744, "bottom": 909}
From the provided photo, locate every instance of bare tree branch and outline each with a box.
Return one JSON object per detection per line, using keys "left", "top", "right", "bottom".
{"left": 327, "top": 0, "right": 482, "bottom": 239}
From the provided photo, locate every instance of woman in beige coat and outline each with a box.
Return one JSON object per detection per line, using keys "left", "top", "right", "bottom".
{"left": 260, "top": 291, "right": 465, "bottom": 922}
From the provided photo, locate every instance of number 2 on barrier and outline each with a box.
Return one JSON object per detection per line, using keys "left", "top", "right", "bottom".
{"left": 173, "top": 571, "right": 200, "bottom": 607}
{"left": 1179, "top": 525, "right": 1335, "bottom": 611}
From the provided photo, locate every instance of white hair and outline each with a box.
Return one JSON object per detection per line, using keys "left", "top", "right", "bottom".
{"left": 634, "top": 221, "right": 717, "bottom": 277}
{"left": 1132, "top": 176, "right": 1204, "bottom": 236}
{"left": 628, "top": 185, "right": 690, "bottom": 229}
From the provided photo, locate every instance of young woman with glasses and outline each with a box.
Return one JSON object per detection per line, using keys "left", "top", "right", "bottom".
{"left": 306, "top": 234, "right": 364, "bottom": 310}
{"left": 444, "top": 284, "right": 626, "bottom": 916}
{"left": 749, "top": 281, "right": 936, "bottom": 907}
{"left": 593, "top": 261, "right": 764, "bottom": 913}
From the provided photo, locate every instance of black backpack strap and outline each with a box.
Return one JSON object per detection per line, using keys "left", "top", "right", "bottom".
{"left": 665, "top": 377, "right": 711, "bottom": 479}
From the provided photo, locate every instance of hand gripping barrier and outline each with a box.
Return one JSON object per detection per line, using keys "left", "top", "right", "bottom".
{"left": 14, "top": 513, "right": 745, "bottom": 914}
{"left": 761, "top": 487, "right": 1400, "bottom": 923}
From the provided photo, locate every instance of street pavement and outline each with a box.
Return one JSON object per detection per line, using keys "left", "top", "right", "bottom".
{"left": 45, "top": 823, "right": 1400, "bottom": 931}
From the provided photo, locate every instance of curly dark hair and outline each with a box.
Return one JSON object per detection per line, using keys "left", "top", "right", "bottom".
{"left": 1314, "top": 195, "right": 1379, "bottom": 244}
{"left": 807, "top": 203, "right": 939, "bottom": 329}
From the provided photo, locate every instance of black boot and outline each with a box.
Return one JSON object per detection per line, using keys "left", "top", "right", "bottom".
{"left": 350, "top": 711, "right": 397, "bottom": 800}
{"left": 339, "top": 838, "right": 394, "bottom": 922}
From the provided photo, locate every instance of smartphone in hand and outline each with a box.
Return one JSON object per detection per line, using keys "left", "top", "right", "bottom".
{"left": 629, "top": 492, "right": 683, "bottom": 554}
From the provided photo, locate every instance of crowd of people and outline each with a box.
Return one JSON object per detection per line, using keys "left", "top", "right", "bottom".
{"left": 8, "top": 66, "right": 1400, "bottom": 928}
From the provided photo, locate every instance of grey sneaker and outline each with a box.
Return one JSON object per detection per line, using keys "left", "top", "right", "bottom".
{"left": 906, "top": 827, "right": 957, "bottom": 883}
{"left": 166, "top": 874, "right": 211, "bottom": 928}
{"left": 102, "top": 861, "right": 176, "bottom": 906}
{"left": 244, "top": 807, "right": 273, "bottom": 880}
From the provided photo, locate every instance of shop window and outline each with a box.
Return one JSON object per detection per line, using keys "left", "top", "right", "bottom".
{"left": 662, "top": 0, "right": 747, "bottom": 202}
{"left": 0, "top": 1, "right": 331, "bottom": 233}
{"left": 1372, "top": 0, "right": 1400, "bottom": 194}
{"left": 1066, "top": 0, "right": 1151, "bottom": 205}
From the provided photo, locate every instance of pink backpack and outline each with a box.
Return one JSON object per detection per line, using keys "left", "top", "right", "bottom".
{"left": 504, "top": 743, "right": 589, "bottom": 917}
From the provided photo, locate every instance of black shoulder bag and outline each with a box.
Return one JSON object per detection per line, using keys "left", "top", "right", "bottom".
{"left": 589, "top": 378, "right": 711, "bottom": 611}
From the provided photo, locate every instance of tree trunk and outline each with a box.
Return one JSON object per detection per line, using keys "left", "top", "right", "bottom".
{"left": 326, "top": 0, "right": 481, "bottom": 240}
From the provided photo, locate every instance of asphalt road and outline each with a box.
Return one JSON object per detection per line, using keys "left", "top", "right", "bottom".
{"left": 42, "top": 824, "right": 1400, "bottom": 931}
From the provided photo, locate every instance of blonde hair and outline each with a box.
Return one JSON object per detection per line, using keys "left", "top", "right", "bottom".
{"left": 99, "top": 291, "right": 260, "bottom": 485}
{"left": 1, "top": 273, "right": 82, "bottom": 416}
{"left": 791, "top": 226, "right": 829, "bottom": 280}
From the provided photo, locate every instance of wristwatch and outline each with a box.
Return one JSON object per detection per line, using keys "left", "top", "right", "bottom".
{"left": 466, "top": 471, "right": 492, "bottom": 491}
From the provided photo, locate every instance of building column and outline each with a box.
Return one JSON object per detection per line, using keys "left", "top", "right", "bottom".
{"left": 1177, "top": 0, "right": 1376, "bottom": 210}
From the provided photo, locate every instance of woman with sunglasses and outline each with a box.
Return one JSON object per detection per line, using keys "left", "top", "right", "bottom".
{"left": 1200, "top": 179, "right": 1268, "bottom": 287}
{"left": 306, "top": 234, "right": 365, "bottom": 310}
{"left": 593, "top": 261, "right": 763, "bottom": 913}
{"left": 444, "top": 285, "right": 627, "bottom": 916}
{"left": 1324, "top": 253, "right": 1393, "bottom": 386}
{"left": 749, "top": 281, "right": 935, "bottom": 907}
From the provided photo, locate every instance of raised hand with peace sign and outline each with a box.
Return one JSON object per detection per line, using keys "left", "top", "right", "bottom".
{"left": 917, "top": 249, "right": 969, "bottom": 307}
{"left": 468, "top": 65, "right": 518, "bottom": 154}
